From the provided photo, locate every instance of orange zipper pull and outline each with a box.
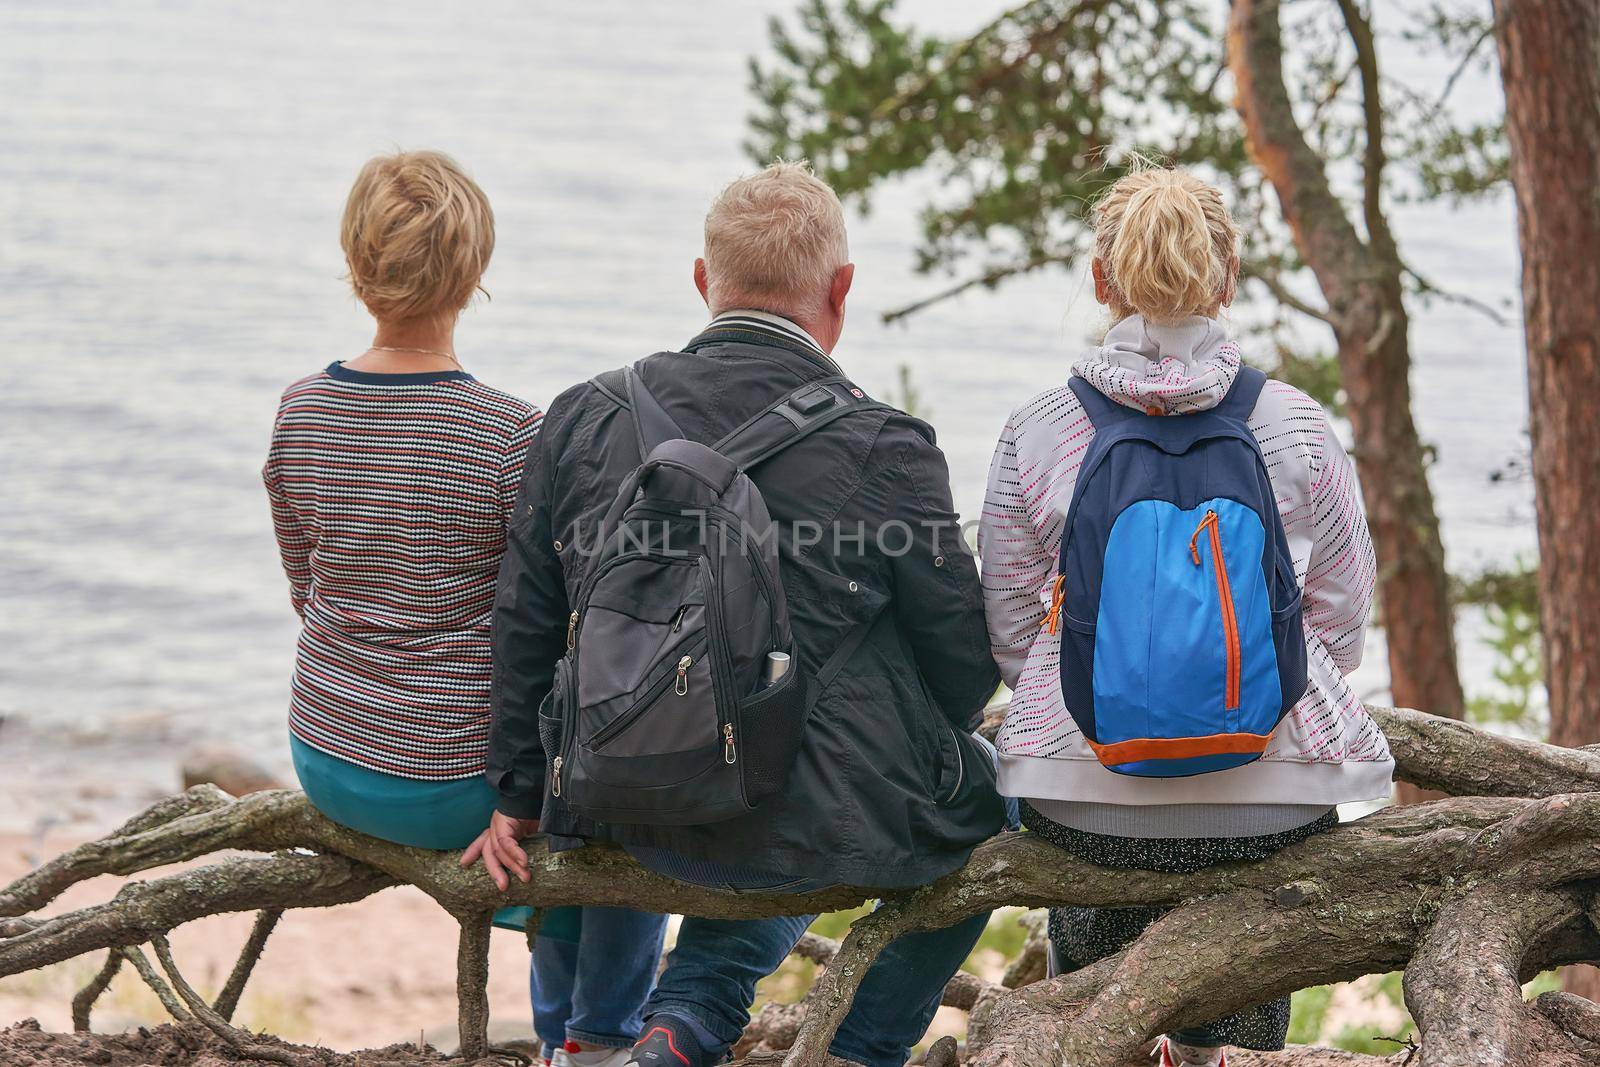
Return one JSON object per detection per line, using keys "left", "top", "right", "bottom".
{"left": 1190, "top": 510, "right": 1218, "bottom": 565}
{"left": 1044, "top": 575, "right": 1067, "bottom": 634}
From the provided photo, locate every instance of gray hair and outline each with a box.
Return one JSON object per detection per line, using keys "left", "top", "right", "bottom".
{"left": 703, "top": 161, "right": 849, "bottom": 317}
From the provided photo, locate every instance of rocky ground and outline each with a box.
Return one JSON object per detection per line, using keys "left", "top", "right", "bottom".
{"left": 0, "top": 1018, "right": 461, "bottom": 1066}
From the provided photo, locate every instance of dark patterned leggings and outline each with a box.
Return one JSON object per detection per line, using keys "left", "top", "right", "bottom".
{"left": 1019, "top": 801, "right": 1338, "bottom": 1051}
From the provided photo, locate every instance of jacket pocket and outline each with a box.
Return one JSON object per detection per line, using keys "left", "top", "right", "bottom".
{"left": 931, "top": 726, "right": 1000, "bottom": 810}
{"left": 936, "top": 726, "right": 965, "bottom": 803}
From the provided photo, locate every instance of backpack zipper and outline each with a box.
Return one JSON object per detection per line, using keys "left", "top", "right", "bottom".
{"left": 1190, "top": 510, "right": 1241, "bottom": 710}
{"left": 700, "top": 555, "right": 739, "bottom": 765}
{"left": 706, "top": 505, "right": 782, "bottom": 651}
{"left": 551, "top": 755, "right": 563, "bottom": 796}
{"left": 723, "top": 723, "right": 737, "bottom": 764}
{"left": 585, "top": 635, "right": 709, "bottom": 751}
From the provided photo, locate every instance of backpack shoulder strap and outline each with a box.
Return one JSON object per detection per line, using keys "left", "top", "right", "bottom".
{"left": 625, "top": 364, "right": 683, "bottom": 454}
{"left": 1067, "top": 375, "right": 1139, "bottom": 429}
{"left": 590, "top": 361, "right": 684, "bottom": 459}
{"left": 1214, "top": 366, "right": 1268, "bottom": 422}
{"left": 712, "top": 377, "right": 893, "bottom": 471}
{"left": 591, "top": 367, "right": 628, "bottom": 408}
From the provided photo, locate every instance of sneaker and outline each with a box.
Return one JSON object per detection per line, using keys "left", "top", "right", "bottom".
{"left": 563, "top": 1042, "right": 635, "bottom": 1067}
{"left": 1157, "top": 1038, "right": 1226, "bottom": 1067}
{"left": 626, "top": 1022, "right": 700, "bottom": 1067}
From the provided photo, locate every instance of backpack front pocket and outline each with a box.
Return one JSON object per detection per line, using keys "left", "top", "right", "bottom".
{"left": 566, "top": 552, "right": 749, "bottom": 824}
{"left": 576, "top": 556, "right": 707, "bottom": 708}
{"left": 584, "top": 633, "right": 713, "bottom": 756}
{"left": 1190, "top": 509, "right": 1242, "bottom": 713}
{"left": 1080, "top": 498, "right": 1281, "bottom": 777}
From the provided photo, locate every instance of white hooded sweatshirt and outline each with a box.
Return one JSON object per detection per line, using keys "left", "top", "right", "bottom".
{"left": 978, "top": 315, "right": 1393, "bottom": 835}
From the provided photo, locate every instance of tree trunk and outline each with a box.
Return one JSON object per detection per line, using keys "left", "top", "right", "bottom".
{"left": 1335, "top": 286, "right": 1464, "bottom": 804}
{"left": 1228, "top": 0, "right": 1465, "bottom": 809}
{"left": 1493, "top": 0, "right": 1600, "bottom": 1003}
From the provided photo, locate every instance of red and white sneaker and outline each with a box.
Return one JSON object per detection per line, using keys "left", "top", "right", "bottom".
{"left": 561, "top": 1041, "right": 634, "bottom": 1067}
{"left": 1156, "top": 1037, "right": 1226, "bottom": 1067}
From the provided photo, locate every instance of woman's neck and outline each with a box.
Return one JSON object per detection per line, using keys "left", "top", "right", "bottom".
{"left": 346, "top": 316, "right": 460, "bottom": 373}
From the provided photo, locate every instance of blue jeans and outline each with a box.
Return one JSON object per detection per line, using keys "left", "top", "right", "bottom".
{"left": 533, "top": 906, "right": 670, "bottom": 1050}
{"left": 290, "top": 737, "right": 668, "bottom": 1050}
{"left": 627, "top": 729, "right": 1012, "bottom": 1067}
{"left": 648, "top": 903, "right": 988, "bottom": 1067}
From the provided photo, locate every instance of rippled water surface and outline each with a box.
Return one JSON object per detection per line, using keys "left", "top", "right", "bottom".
{"left": 0, "top": 1, "right": 1534, "bottom": 829}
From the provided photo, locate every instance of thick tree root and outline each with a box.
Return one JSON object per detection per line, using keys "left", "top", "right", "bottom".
{"left": 4, "top": 707, "right": 1600, "bottom": 1067}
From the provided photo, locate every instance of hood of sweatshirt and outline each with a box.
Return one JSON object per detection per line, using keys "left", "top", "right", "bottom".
{"left": 1071, "top": 314, "right": 1242, "bottom": 415}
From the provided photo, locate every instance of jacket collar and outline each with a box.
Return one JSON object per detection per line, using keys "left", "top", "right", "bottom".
{"left": 686, "top": 309, "right": 842, "bottom": 375}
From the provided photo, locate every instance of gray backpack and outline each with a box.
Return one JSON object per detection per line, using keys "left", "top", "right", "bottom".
{"left": 539, "top": 361, "right": 889, "bottom": 825}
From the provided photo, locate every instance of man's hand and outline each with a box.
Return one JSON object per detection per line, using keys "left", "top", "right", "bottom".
{"left": 461, "top": 810, "right": 540, "bottom": 891}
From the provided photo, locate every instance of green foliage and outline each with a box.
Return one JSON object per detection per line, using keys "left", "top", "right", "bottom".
{"left": 1393, "top": 4, "right": 1507, "bottom": 203}
{"left": 808, "top": 905, "right": 872, "bottom": 941}
{"left": 1467, "top": 600, "right": 1543, "bottom": 728}
{"left": 1332, "top": 1026, "right": 1416, "bottom": 1056}
{"left": 1287, "top": 984, "right": 1334, "bottom": 1045}
{"left": 1288, "top": 973, "right": 1420, "bottom": 1051}
{"left": 748, "top": 0, "right": 1245, "bottom": 299}
{"left": 1266, "top": 344, "right": 1344, "bottom": 416}
{"left": 1408, "top": 120, "right": 1510, "bottom": 202}
{"left": 1524, "top": 970, "right": 1562, "bottom": 998}
{"left": 746, "top": 1, "right": 1508, "bottom": 327}
{"left": 1457, "top": 560, "right": 1544, "bottom": 729}
{"left": 969, "top": 907, "right": 1030, "bottom": 970}
{"left": 1332, "top": 972, "right": 1415, "bottom": 1054}
{"left": 1456, "top": 560, "right": 1539, "bottom": 616}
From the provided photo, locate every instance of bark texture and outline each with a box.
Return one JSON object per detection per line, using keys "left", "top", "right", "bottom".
{"left": 4, "top": 707, "right": 1600, "bottom": 1067}
{"left": 1494, "top": 0, "right": 1600, "bottom": 752}
{"left": 1493, "top": 0, "right": 1600, "bottom": 1004}
{"left": 1228, "top": 2, "right": 1466, "bottom": 806}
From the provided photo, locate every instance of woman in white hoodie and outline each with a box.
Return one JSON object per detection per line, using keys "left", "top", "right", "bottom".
{"left": 978, "top": 166, "right": 1389, "bottom": 1067}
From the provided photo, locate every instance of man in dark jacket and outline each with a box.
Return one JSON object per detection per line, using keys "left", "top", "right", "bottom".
{"left": 469, "top": 162, "right": 1005, "bottom": 1067}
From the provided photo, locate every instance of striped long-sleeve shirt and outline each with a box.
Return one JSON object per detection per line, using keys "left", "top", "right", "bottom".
{"left": 264, "top": 362, "right": 542, "bottom": 779}
{"left": 978, "top": 315, "right": 1392, "bottom": 810}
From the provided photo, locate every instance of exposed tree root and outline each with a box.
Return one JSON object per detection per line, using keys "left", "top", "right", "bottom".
{"left": 214, "top": 908, "right": 283, "bottom": 1023}
{"left": 4, "top": 707, "right": 1600, "bottom": 1067}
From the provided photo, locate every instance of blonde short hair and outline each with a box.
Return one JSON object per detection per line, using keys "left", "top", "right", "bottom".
{"left": 341, "top": 150, "right": 494, "bottom": 322}
{"left": 703, "top": 161, "right": 849, "bottom": 316}
{"left": 1092, "top": 166, "right": 1238, "bottom": 325}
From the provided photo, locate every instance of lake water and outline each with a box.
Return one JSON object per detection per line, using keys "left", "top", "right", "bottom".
{"left": 0, "top": 1, "right": 1534, "bottom": 831}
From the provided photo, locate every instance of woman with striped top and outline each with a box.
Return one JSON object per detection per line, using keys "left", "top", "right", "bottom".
{"left": 977, "top": 166, "right": 1387, "bottom": 1067}
{"left": 264, "top": 150, "right": 665, "bottom": 1067}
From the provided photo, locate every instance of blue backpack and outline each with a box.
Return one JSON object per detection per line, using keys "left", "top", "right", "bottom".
{"left": 1045, "top": 368, "right": 1309, "bottom": 777}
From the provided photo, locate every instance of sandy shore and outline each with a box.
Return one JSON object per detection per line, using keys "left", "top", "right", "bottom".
{"left": 0, "top": 830, "right": 547, "bottom": 1052}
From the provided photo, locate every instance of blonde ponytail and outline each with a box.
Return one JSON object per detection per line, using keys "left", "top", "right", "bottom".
{"left": 1093, "top": 166, "right": 1238, "bottom": 325}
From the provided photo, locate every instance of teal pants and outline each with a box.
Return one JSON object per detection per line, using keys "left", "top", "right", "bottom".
{"left": 290, "top": 736, "right": 666, "bottom": 1045}
{"left": 289, "top": 736, "right": 533, "bottom": 929}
